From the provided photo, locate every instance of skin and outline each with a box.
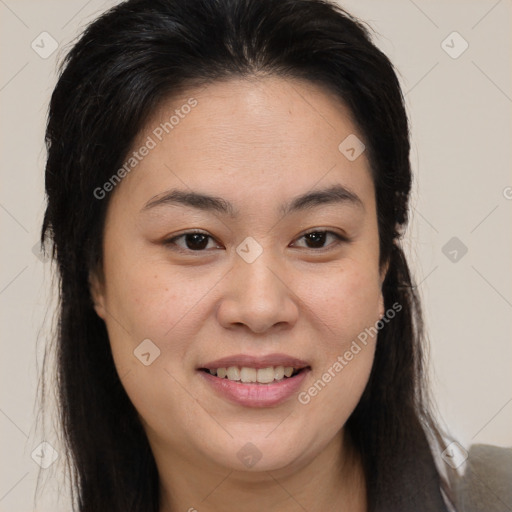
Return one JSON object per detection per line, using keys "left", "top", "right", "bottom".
{"left": 90, "top": 76, "right": 387, "bottom": 512}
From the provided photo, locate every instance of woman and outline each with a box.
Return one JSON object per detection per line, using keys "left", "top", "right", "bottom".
{"left": 40, "top": 0, "right": 458, "bottom": 510}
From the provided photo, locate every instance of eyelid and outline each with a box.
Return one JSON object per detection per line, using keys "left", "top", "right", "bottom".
{"left": 162, "top": 230, "right": 223, "bottom": 252}
{"left": 296, "top": 227, "right": 348, "bottom": 240}
{"left": 163, "top": 228, "right": 348, "bottom": 253}
{"left": 290, "top": 229, "right": 349, "bottom": 249}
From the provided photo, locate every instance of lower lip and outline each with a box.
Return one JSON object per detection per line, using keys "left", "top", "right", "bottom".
{"left": 198, "top": 369, "right": 309, "bottom": 408}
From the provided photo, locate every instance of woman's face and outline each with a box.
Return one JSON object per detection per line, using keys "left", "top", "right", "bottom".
{"left": 91, "top": 76, "right": 386, "bottom": 475}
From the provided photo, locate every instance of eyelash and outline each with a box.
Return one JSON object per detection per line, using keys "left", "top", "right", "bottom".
{"left": 162, "top": 229, "right": 348, "bottom": 254}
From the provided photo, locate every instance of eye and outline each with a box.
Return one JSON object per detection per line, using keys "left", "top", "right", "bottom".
{"left": 163, "top": 231, "right": 222, "bottom": 252}
{"left": 291, "top": 230, "right": 347, "bottom": 250}
{"left": 163, "top": 229, "right": 347, "bottom": 253}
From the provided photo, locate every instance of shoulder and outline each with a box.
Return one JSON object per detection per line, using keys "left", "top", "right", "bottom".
{"left": 447, "top": 444, "right": 512, "bottom": 512}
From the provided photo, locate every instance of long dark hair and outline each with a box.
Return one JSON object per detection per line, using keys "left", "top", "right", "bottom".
{"left": 40, "top": 0, "right": 454, "bottom": 510}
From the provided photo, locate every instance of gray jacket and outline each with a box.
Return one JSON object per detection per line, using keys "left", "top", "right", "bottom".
{"left": 444, "top": 444, "right": 512, "bottom": 512}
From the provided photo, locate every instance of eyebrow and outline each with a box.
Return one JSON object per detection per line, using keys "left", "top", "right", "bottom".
{"left": 141, "top": 184, "right": 364, "bottom": 216}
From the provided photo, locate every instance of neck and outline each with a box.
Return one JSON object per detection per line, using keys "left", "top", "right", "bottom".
{"left": 157, "top": 428, "right": 367, "bottom": 512}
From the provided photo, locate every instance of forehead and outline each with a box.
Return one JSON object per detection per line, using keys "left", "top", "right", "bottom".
{"left": 111, "top": 76, "right": 374, "bottom": 213}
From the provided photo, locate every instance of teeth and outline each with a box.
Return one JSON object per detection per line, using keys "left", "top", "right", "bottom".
{"left": 240, "top": 367, "right": 257, "bottom": 383}
{"left": 274, "top": 366, "right": 285, "bottom": 380}
{"left": 207, "top": 365, "right": 298, "bottom": 383}
{"left": 257, "top": 367, "right": 275, "bottom": 384}
{"left": 226, "top": 366, "right": 241, "bottom": 381}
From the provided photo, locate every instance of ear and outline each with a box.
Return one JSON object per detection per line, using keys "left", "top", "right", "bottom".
{"left": 378, "top": 259, "right": 390, "bottom": 319}
{"left": 378, "top": 293, "right": 385, "bottom": 320}
{"left": 89, "top": 268, "right": 107, "bottom": 320}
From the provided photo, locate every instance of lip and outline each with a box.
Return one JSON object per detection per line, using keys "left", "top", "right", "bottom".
{"left": 198, "top": 353, "right": 310, "bottom": 370}
{"left": 198, "top": 367, "right": 310, "bottom": 407}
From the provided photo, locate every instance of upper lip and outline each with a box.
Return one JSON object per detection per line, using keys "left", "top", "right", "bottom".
{"left": 199, "top": 353, "right": 310, "bottom": 370}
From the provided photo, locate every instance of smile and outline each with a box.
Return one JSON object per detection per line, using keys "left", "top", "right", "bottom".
{"left": 197, "top": 354, "right": 311, "bottom": 407}
{"left": 201, "top": 365, "right": 302, "bottom": 384}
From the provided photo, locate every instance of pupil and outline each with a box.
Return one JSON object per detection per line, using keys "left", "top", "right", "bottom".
{"left": 305, "top": 232, "right": 326, "bottom": 248}
{"left": 186, "top": 233, "right": 208, "bottom": 250}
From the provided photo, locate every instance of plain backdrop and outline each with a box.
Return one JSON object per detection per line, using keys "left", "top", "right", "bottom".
{"left": 1, "top": 0, "right": 511, "bottom": 510}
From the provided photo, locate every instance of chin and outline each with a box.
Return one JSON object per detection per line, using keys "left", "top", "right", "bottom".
{"left": 199, "top": 431, "right": 310, "bottom": 474}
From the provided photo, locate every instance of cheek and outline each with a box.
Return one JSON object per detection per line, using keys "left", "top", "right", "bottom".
{"left": 100, "top": 261, "right": 215, "bottom": 439}
{"left": 304, "top": 260, "right": 382, "bottom": 340}
{"left": 105, "top": 262, "right": 213, "bottom": 351}
{"left": 293, "top": 261, "right": 381, "bottom": 428}
{"left": 297, "top": 341, "right": 375, "bottom": 450}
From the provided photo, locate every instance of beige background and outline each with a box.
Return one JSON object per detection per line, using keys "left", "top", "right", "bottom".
{"left": 1, "top": 0, "right": 511, "bottom": 510}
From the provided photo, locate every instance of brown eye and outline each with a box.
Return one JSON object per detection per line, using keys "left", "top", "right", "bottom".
{"left": 164, "top": 231, "right": 221, "bottom": 252}
{"left": 304, "top": 231, "right": 328, "bottom": 248}
{"left": 292, "top": 230, "right": 346, "bottom": 250}
{"left": 182, "top": 233, "right": 210, "bottom": 250}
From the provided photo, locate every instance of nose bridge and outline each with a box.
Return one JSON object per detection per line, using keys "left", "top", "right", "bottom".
{"left": 234, "top": 239, "right": 284, "bottom": 302}
{"left": 216, "top": 237, "right": 298, "bottom": 333}
{"left": 241, "top": 250, "right": 278, "bottom": 286}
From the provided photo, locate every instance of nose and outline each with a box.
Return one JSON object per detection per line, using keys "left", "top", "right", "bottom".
{"left": 216, "top": 250, "right": 299, "bottom": 334}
